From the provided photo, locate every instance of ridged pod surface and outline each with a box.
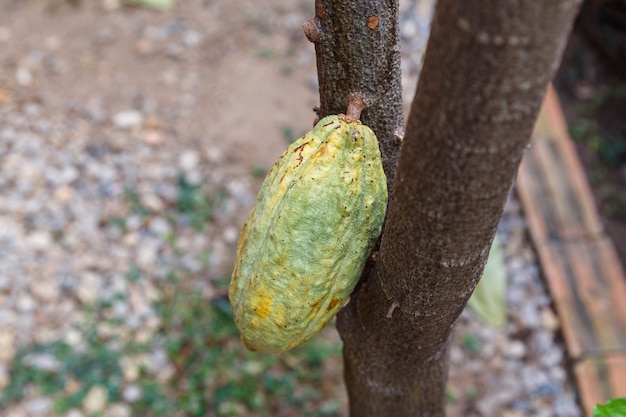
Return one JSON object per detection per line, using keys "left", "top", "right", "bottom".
{"left": 229, "top": 115, "right": 388, "bottom": 353}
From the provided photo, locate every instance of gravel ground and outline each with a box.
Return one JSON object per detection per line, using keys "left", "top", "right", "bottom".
{"left": 1, "top": 1, "right": 582, "bottom": 416}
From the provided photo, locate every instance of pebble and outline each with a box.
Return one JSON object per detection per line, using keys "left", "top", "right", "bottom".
{"left": 24, "top": 397, "right": 52, "bottom": 416}
{"left": 503, "top": 340, "right": 527, "bottom": 360}
{"left": 540, "top": 307, "right": 560, "bottom": 332}
{"left": 112, "top": 111, "right": 143, "bottom": 130}
{"left": 104, "top": 403, "right": 132, "bottom": 417}
{"left": 15, "top": 67, "right": 33, "bottom": 86}
{"left": 122, "top": 384, "right": 143, "bottom": 403}
{"left": 6, "top": 408, "right": 27, "bottom": 417}
{"left": 0, "top": 26, "right": 11, "bottom": 42}
{"left": 75, "top": 273, "right": 103, "bottom": 304}
{"left": 83, "top": 385, "right": 108, "bottom": 414}
{"left": 23, "top": 353, "right": 60, "bottom": 372}
{"left": 179, "top": 150, "right": 200, "bottom": 171}
{"left": 30, "top": 280, "right": 60, "bottom": 303}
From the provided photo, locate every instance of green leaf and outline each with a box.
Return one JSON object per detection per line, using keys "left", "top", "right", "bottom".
{"left": 468, "top": 236, "right": 507, "bottom": 327}
{"left": 594, "top": 398, "right": 626, "bottom": 417}
{"left": 124, "top": 0, "right": 174, "bottom": 10}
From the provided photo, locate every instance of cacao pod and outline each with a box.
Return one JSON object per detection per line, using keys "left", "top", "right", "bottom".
{"left": 229, "top": 115, "right": 387, "bottom": 353}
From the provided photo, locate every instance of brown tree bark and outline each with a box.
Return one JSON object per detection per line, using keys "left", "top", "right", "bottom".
{"left": 308, "top": 0, "right": 583, "bottom": 416}
{"left": 305, "top": 0, "right": 405, "bottom": 190}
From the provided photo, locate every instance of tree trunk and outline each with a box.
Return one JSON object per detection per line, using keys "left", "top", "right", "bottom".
{"left": 306, "top": 0, "right": 405, "bottom": 190}
{"left": 312, "top": 0, "right": 584, "bottom": 416}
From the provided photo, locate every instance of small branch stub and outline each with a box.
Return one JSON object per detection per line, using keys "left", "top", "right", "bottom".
{"left": 346, "top": 93, "right": 366, "bottom": 121}
{"left": 386, "top": 300, "right": 400, "bottom": 318}
{"left": 303, "top": 17, "right": 323, "bottom": 43}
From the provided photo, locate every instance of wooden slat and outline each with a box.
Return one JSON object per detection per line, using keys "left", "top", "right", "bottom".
{"left": 575, "top": 358, "right": 608, "bottom": 417}
{"left": 575, "top": 355, "right": 626, "bottom": 417}
{"left": 533, "top": 240, "right": 626, "bottom": 358}
{"left": 533, "top": 242, "right": 585, "bottom": 357}
{"left": 516, "top": 84, "right": 626, "bottom": 415}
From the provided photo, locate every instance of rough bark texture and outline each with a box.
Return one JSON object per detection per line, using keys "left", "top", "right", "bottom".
{"left": 331, "top": 0, "right": 583, "bottom": 416}
{"left": 307, "top": 0, "right": 404, "bottom": 190}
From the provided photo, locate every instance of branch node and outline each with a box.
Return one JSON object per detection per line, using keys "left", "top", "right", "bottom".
{"left": 386, "top": 300, "right": 400, "bottom": 319}
{"left": 302, "top": 17, "right": 323, "bottom": 43}
{"left": 394, "top": 130, "right": 404, "bottom": 144}
{"left": 345, "top": 93, "right": 366, "bottom": 121}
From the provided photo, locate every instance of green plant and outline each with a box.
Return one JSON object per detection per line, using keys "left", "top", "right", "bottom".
{"left": 176, "top": 173, "right": 214, "bottom": 231}
{"left": 123, "top": 186, "right": 148, "bottom": 217}
{"left": 594, "top": 397, "right": 626, "bottom": 417}
{"left": 461, "top": 333, "right": 481, "bottom": 355}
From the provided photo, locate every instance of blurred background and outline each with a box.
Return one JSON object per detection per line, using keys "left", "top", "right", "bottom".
{"left": 0, "top": 0, "right": 623, "bottom": 416}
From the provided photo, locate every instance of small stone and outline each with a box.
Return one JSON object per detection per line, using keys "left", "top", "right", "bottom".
{"left": 502, "top": 410, "right": 525, "bottom": 417}
{"left": 83, "top": 385, "right": 108, "bottom": 414}
{"left": 25, "top": 397, "right": 52, "bottom": 416}
{"left": 122, "top": 232, "right": 140, "bottom": 247}
{"left": 179, "top": 150, "right": 200, "bottom": 171}
{"left": 27, "top": 230, "right": 53, "bottom": 250}
{"left": 0, "top": 366, "right": 8, "bottom": 390}
{"left": 205, "top": 146, "right": 223, "bottom": 163}
{"left": 44, "top": 35, "right": 62, "bottom": 50}
{"left": 110, "top": 300, "right": 129, "bottom": 318}
{"left": 0, "top": 331, "right": 15, "bottom": 362}
{"left": 125, "top": 216, "right": 143, "bottom": 232}
{"left": 0, "top": 26, "right": 11, "bottom": 42}
{"left": 76, "top": 272, "right": 102, "bottom": 304}
{"left": 156, "top": 364, "right": 175, "bottom": 383}
{"left": 64, "top": 378, "right": 82, "bottom": 395}
{"left": 64, "top": 409, "right": 84, "bottom": 417}
{"left": 401, "top": 18, "right": 419, "bottom": 40}
{"left": 222, "top": 226, "right": 239, "bottom": 243}
{"left": 137, "top": 242, "right": 158, "bottom": 268}
{"left": 16, "top": 293, "right": 36, "bottom": 312}
{"left": 102, "top": 0, "right": 121, "bottom": 11}
{"left": 64, "top": 328, "right": 83, "bottom": 347}
{"left": 112, "top": 111, "right": 143, "bottom": 129}
{"left": 540, "top": 307, "right": 559, "bottom": 332}
{"left": 503, "top": 340, "right": 527, "bottom": 359}
{"left": 540, "top": 345, "right": 563, "bottom": 368}
{"left": 550, "top": 365, "right": 567, "bottom": 382}
{"left": 143, "top": 194, "right": 165, "bottom": 213}
{"left": 521, "top": 367, "right": 549, "bottom": 392}
{"left": 30, "top": 279, "right": 60, "bottom": 302}
{"left": 148, "top": 216, "right": 170, "bottom": 236}
{"left": 5, "top": 408, "right": 28, "bottom": 417}
{"left": 135, "top": 39, "right": 156, "bottom": 56}
{"left": 15, "top": 67, "right": 33, "bottom": 86}
{"left": 24, "top": 352, "right": 60, "bottom": 371}
{"left": 87, "top": 103, "right": 107, "bottom": 125}
{"left": 104, "top": 403, "right": 131, "bottom": 417}
{"left": 54, "top": 185, "right": 75, "bottom": 203}
{"left": 517, "top": 303, "right": 541, "bottom": 329}
{"left": 122, "top": 384, "right": 143, "bottom": 402}
{"left": 164, "top": 42, "right": 184, "bottom": 58}
{"left": 143, "top": 129, "right": 163, "bottom": 145}
{"left": 121, "top": 356, "right": 140, "bottom": 382}
{"left": 183, "top": 30, "right": 201, "bottom": 47}
{"left": 133, "top": 329, "right": 152, "bottom": 344}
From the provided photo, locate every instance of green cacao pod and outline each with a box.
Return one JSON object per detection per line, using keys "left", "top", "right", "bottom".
{"left": 229, "top": 114, "right": 387, "bottom": 353}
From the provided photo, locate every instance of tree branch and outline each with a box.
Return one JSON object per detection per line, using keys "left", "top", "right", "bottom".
{"left": 306, "top": 0, "right": 404, "bottom": 190}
